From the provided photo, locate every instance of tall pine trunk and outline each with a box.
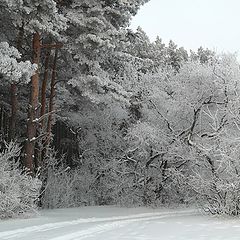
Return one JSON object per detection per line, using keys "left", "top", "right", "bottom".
{"left": 38, "top": 49, "right": 51, "bottom": 166}
{"left": 9, "top": 84, "right": 17, "bottom": 140}
{"left": 9, "top": 25, "right": 24, "bottom": 140}
{"left": 47, "top": 48, "right": 58, "bottom": 142}
{"left": 25, "top": 32, "right": 41, "bottom": 173}
{"left": 40, "top": 49, "right": 51, "bottom": 129}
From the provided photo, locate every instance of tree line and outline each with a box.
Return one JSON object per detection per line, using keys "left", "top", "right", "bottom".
{"left": 1, "top": 0, "right": 240, "bottom": 218}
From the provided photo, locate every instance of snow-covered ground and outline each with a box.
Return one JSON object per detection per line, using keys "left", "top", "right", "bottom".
{"left": 1, "top": 206, "right": 240, "bottom": 240}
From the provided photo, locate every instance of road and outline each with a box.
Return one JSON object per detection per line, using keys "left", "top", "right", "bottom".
{"left": 0, "top": 207, "right": 239, "bottom": 240}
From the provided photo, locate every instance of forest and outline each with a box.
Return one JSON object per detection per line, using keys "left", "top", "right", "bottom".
{"left": 1, "top": 0, "right": 240, "bottom": 220}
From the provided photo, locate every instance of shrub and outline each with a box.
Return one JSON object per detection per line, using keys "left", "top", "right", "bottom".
{"left": 0, "top": 142, "right": 41, "bottom": 219}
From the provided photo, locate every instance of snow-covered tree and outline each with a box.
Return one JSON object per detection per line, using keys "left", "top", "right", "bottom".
{"left": 0, "top": 0, "right": 67, "bottom": 171}
{"left": 0, "top": 42, "right": 35, "bottom": 84}
{"left": 0, "top": 0, "right": 67, "bottom": 38}
{"left": 123, "top": 53, "right": 240, "bottom": 213}
{"left": 60, "top": 0, "right": 149, "bottom": 102}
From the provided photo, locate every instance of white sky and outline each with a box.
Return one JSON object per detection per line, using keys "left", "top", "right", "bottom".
{"left": 130, "top": 0, "right": 240, "bottom": 55}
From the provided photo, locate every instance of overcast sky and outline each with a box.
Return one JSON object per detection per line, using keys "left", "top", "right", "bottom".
{"left": 130, "top": 0, "right": 240, "bottom": 55}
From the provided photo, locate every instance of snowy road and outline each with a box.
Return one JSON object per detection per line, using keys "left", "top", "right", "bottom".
{"left": 1, "top": 206, "right": 240, "bottom": 240}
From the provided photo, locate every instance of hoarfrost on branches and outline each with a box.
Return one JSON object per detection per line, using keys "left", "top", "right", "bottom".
{"left": 0, "top": 142, "right": 41, "bottom": 219}
{"left": 0, "top": 42, "right": 36, "bottom": 84}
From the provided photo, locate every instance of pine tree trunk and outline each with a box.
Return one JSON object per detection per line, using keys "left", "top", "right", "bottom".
{"left": 0, "top": 106, "right": 3, "bottom": 136}
{"left": 38, "top": 49, "right": 51, "bottom": 166}
{"left": 25, "top": 32, "right": 41, "bottom": 173}
{"left": 9, "top": 25, "right": 24, "bottom": 140}
{"left": 9, "top": 84, "right": 17, "bottom": 140}
{"left": 40, "top": 49, "right": 51, "bottom": 129}
{"left": 47, "top": 48, "right": 58, "bottom": 144}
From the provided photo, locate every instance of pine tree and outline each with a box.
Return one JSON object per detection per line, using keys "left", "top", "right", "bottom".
{"left": 0, "top": 0, "right": 67, "bottom": 173}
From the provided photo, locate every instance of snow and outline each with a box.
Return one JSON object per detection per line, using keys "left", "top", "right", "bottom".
{"left": 1, "top": 206, "right": 240, "bottom": 240}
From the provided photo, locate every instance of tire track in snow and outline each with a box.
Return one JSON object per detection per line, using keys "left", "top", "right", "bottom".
{"left": 50, "top": 212, "right": 196, "bottom": 240}
{"left": 0, "top": 210, "right": 197, "bottom": 239}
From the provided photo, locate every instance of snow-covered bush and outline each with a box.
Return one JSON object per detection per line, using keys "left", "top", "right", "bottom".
{"left": 173, "top": 153, "right": 240, "bottom": 216}
{"left": 0, "top": 142, "right": 41, "bottom": 219}
{"left": 42, "top": 152, "right": 116, "bottom": 208}
{"left": 41, "top": 149, "right": 94, "bottom": 208}
{"left": 188, "top": 174, "right": 240, "bottom": 216}
{"left": 184, "top": 135, "right": 240, "bottom": 216}
{"left": 42, "top": 167, "right": 96, "bottom": 208}
{"left": 111, "top": 153, "right": 188, "bottom": 207}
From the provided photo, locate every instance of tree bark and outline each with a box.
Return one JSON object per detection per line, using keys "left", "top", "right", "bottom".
{"left": 40, "top": 49, "right": 51, "bottom": 129}
{"left": 25, "top": 32, "right": 41, "bottom": 174}
{"left": 9, "top": 25, "right": 24, "bottom": 140}
{"left": 47, "top": 48, "right": 58, "bottom": 144}
{"left": 9, "top": 84, "right": 18, "bottom": 140}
